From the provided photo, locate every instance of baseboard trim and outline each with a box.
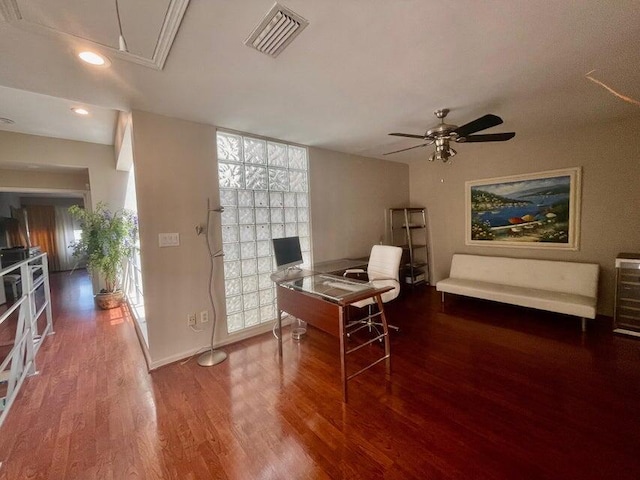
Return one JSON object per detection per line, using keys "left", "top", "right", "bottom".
{"left": 124, "top": 301, "right": 153, "bottom": 372}
{"left": 149, "top": 317, "right": 293, "bottom": 370}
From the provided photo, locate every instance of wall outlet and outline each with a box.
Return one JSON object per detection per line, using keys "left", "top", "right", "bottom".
{"left": 200, "top": 310, "right": 209, "bottom": 324}
{"left": 159, "top": 232, "right": 180, "bottom": 247}
{"left": 187, "top": 313, "right": 197, "bottom": 327}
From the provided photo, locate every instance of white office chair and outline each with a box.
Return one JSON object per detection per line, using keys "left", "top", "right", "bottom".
{"left": 344, "top": 245, "right": 403, "bottom": 338}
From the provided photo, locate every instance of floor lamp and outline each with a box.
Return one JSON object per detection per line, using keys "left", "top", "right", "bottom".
{"left": 197, "top": 199, "right": 227, "bottom": 367}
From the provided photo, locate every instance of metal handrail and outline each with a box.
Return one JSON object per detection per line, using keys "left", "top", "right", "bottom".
{"left": 0, "top": 253, "right": 53, "bottom": 428}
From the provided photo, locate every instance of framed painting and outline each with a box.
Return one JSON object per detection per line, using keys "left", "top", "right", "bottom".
{"left": 465, "top": 167, "right": 582, "bottom": 250}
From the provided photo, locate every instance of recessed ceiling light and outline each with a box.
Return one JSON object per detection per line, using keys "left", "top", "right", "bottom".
{"left": 72, "top": 107, "right": 90, "bottom": 116}
{"left": 0, "top": 117, "right": 15, "bottom": 124}
{"left": 78, "top": 51, "right": 110, "bottom": 66}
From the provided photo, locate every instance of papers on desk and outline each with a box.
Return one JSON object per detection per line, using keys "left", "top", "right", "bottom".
{"left": 283, "top": 274, "right": 372, "bottom": 301}
{"left": 324, "top": 281, "right": 365, "bottom": 292}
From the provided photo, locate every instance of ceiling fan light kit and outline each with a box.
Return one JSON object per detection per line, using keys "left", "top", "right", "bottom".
{"left": 386, "top": 108, "right": 515, "bottom": 163}
{"left": 430, "top": 137, "right": 456, "bottom": 163}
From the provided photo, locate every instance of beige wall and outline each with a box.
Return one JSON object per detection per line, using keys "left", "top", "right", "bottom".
{"left": 114, "top": 111, "right": 133, "bottom": 172}
{"left": 131, "top": 110, "right": 223, "bottom": 367}
{"left": 309, "top": 147, "right": 410, "bottom": 261}
{"left": 131, "top": 111, "right": 412, "bottom": 367}
{"left": 409, "top": 116, "right": 640, "bottom": 316}
{"left": 0, "top": 130, "right": 127, "bottom": 210}
{"left": 0, "top": 167, "right": 89, "bottom": 191}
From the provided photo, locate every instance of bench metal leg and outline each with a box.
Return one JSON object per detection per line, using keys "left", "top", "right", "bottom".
{"left": 581, "top": 318, "right": 586, "bottom": 332}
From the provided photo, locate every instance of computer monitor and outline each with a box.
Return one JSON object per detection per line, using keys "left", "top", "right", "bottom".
{"left": 272, "top": 236, "right": 303, "bottom": 271}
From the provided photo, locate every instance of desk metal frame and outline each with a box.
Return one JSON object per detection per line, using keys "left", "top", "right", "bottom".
{"left": 274, "top": 272, "right": 392, "bottom": 402}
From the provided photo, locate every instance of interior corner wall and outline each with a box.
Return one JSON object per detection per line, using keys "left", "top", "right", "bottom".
{"left": 130, "top": 110, "right": 222, "bottom": 367}
{"left": 409, "top": 116, "right": 640, "bottom": 316}
{"left": 115, "top": 111, "right": 134, "bottom": 172}
{"left": 0, "top": 130, "right": 127, "bottom": 210}
{"left": 114, "top": 111, "right": 130, "bottom": 163}
{"left": 308, "top": 147, "right": 410, "bottom": 262}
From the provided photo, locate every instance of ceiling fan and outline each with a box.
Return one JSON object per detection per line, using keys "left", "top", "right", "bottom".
{"left": 385, "top": 109, "right": 515, "bottom": 163}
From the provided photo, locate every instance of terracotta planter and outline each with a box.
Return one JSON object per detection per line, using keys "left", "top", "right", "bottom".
{"left": 95, "top": 290, "right": 125, "bottom": 310}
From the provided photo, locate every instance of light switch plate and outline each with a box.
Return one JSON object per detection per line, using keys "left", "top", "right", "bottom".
{"left": 159, "top": 232, "right": 180, "bottom": 247}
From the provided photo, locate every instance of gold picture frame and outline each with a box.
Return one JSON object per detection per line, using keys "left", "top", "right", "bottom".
{"left": 465, "top": 167, "right": 582, "bottom": 250}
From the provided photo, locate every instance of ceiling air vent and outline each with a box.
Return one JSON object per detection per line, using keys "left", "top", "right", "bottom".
{"left": 244, "top": 3, "right": 308, "bottom": 57}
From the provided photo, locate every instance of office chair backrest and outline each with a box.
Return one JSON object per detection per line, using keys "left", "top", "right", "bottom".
{"left": 367, "top": 245, "right": 403, "bottom": 303}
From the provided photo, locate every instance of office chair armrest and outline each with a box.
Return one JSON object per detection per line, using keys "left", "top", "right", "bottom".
{"left": 370, "top": 278, "right": 401, "bottom": 289}
{"left": 344, "top": 269, "right": 368, "bottom": 281}
{"left": 343, "top": 269, "right": 366, "bottom": 277}
{"left": 370, "top": 277, "right": 400, "bottom": 284}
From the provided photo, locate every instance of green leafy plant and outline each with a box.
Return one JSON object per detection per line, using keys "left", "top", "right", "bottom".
{"left": 69, "top": 203, "right": 137, "bottom": 293}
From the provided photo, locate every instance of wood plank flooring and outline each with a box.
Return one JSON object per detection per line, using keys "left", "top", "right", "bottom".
{"left": 1, "top": 270, "right": 640, "bottom": 479}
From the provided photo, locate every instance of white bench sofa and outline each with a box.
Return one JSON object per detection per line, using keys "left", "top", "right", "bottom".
{"left": 436, "top": 254, "right": 599, "bottom": 331}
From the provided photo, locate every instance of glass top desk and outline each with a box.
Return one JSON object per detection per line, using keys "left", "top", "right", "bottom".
{"left": 312, "top": 258, "right": 368, "bottom": 275}
{"left": 271, "top": 270, "right": 393, "bottom": 402}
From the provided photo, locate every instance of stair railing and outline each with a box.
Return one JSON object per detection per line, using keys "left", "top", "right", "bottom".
{"left": 0, "top": 253, "right": 53, "bottom": 428}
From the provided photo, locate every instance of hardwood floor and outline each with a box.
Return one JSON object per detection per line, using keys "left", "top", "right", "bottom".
{"left": 1, "top": 270, "right": 640, "bottom": 479}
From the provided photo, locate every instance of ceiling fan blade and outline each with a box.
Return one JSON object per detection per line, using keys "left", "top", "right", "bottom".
{"left": 384, "top": 143, "right": 432, "bottom": 155}
{"left": 453, "top": 114, "right": 503, "bottom": 137}
{"left": 459, "top": 132, "right": 516, "bottom": 143}
{"left": 388, "top": 132, "right": 425, "bottom": 139}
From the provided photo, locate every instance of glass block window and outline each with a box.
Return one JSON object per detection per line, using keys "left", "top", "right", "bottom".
{"left": 217, "top": 131, "right": 311, "bottom": 334}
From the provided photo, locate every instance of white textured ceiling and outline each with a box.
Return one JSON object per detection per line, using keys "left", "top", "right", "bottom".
{"left": 0, "top": 86, "right": 117, "bottom": 145}
{"left": 0, "top": 1, "right": 639, "bottom": 162}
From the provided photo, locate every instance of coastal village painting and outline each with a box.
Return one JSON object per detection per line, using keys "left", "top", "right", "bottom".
{"left": 465, "top": 168, "right": 581, "bottom": 249}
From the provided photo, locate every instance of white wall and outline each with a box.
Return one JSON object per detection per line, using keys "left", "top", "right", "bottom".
{"left": 409, "top": 116, "right": 640, "bottom": 316}
{"left": 130, "top": 110, "right": 412, "bottom": 367}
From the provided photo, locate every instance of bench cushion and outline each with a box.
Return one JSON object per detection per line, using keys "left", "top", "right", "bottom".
{"left": 448, "top": 254, "right": 599, "bottom": 298}
{"left": 437, "top": 277, "right": 597, "bottom": 319}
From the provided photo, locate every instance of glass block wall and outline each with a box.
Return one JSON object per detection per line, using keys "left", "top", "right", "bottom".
{"left": 216, "top": 131, "right": 311, "bottom": 334}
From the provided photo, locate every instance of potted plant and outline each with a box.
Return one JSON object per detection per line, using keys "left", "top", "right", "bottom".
{"left": 69, "top": 202, "right": 137, "bottom": 309}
